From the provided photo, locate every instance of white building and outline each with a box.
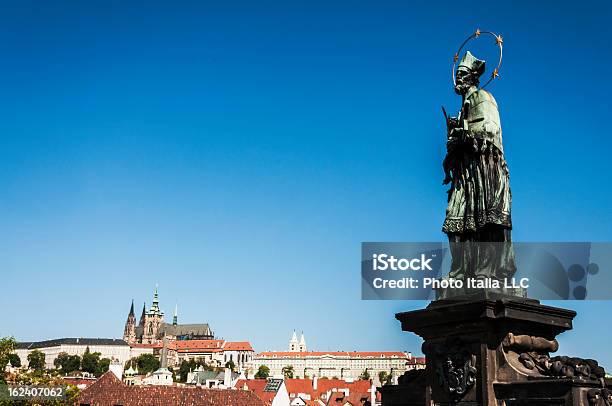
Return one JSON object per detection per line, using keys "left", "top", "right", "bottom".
{"left": 15, "top": 338, "right": 133, "bottom": 369}
{"left": 166, "top": 339, "right": 254, "bottom": 370}
{"left": 249, "top": 332, "right": 425, "bottom": 385}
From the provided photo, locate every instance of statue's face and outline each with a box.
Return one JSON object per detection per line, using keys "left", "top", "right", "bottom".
{"left": 454, "top": 69, "right": 473, "bottom": 95}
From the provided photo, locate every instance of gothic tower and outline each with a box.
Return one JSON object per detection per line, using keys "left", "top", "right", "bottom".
{"left": 299, "top": 332, "right": 307, "bottom": 352}
{"left": 142, "top": 286, "right": 165, "bottom": 344}
{"left": 139, "top": 302, "right": 146, "bottom": 327}
{"left": 123, "top": 300, "right": 137, "bottom": 344}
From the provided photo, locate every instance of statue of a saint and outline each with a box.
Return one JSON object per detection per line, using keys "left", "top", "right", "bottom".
{"left": 442, "top": 51, "right": 516, "bottom": 282}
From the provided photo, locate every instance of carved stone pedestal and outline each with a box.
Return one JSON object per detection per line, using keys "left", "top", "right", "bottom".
{"left": 380, "top": 296, "right": 611, "bottom": 406}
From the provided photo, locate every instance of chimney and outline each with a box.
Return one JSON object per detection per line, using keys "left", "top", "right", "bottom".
{"left": 313, "top": 375, "right": 318, "bottom": 391}
{"left": 224, "top": 367, "right": 232, "bottom": 387}
{"left": 371, "top": 381, "right": 376, "bottom": 405}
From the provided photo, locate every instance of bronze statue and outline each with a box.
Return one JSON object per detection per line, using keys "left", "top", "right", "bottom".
{"left": 442, "top": 36, "right": 516, "bottom": 283}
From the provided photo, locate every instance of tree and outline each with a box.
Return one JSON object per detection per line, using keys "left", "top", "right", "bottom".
{"left": 135, "top": 353, "right": 160, "bottom": 375}
{"left": 255, "top": 365, "right": 270, "bottom": 379}
{"left": 54, "top": 352, "right": 81, "bottom": 374}
{"left": 28, "top": 350, "right": 46, "bottom": 371}
{"left": 359, "top": 369, "right": 370, "bottom": 380}
{"left": 178, "top": 360, "right": 194, "bottom": 382}
{"left": 98, "top": 358, "right": 111, "bottom": 375}
{"left": 0, "top": 337, "right": 16, "bottom": 374}
{"left": 225, "top": 360, "right": 235, "bottom": 371}
{"left": 81, "top": 347, "right": 101, "bottom": 375}
{"left": 378, "top": 371, "right": 391, "bottom": 385}
{"left": 282, "top": 365, "right": 294, "bottom": 379}
{"left": 8, "top": 353, "right": 21, "bottom": 368}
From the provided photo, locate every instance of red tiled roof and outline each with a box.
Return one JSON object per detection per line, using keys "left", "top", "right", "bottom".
{"left": 61, "top": 377, "right": 96, "bottom": 388}
{"left": 223, "top": 341, "right": 254, "bottom": 352}
{"left": 284, "top": 378, "right": 313, "bottom": 396}
{"left": 173, "top": 339, "right": 225, "bottom": 353}
{"left": 130, "top": 343, "right": 163, "bottom": 349}
{"left": 78, "top": 371, "right": 265, "bottom": 406}
{"left": 326, "top": 390, "right": 370, "bottom": 405}
{"left": 235, "top": 379, "right": 277, "bottom": 405}
{"left": 285, "top": 378, "right": 372, "bottom": 402}
{"left": 257, "top": 351, "right": 408, "bottom": 358}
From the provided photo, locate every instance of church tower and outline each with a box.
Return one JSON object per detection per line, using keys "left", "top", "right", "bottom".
{"left": 289, "top": 330, "right": 299, "bottom": 352}
{"left": 123, "top": 300, "right": 137, "bottom": 344}
{"left": 299, "top": 332, "right": 307, "bottom": 352}
{"left": 142, "top": 286, "right": 165, "bottom": 344}
{"left": 139, "top": 302, "right": 146, "bottom": 327}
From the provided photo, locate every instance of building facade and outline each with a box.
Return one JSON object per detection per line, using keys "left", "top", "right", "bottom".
{"left": 248, "top": 332, "right": 425, "bottom": 385}
{"left": 15, "top": 338, "right": 133, "bottom": 369}
{"left": 166, "top": 339, "right": 254, "bottom": 370}
{"left": 123, "top": 287, "right": 214, "bottom": 345}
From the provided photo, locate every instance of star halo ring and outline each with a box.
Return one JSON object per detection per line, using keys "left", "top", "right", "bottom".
{"left": 452, "top": 29, "right": 503, "bottom": 89}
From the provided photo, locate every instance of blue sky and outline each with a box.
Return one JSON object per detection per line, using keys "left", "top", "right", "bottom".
{"left": 1, "top": 1, "right": 612, "bottom": 367}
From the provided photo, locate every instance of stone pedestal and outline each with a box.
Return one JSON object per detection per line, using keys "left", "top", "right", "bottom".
{"left": 380, "top": 296, "right": 611, "bottom": 406}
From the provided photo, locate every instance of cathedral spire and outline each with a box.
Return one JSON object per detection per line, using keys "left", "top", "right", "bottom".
{"left": 149, "top": 284, "right": 162, "bottom": 315}
{"left": 139, "top": 302, "right": 146, "bottom": 326}
{"left": 123, "top": 300, "right": 137, "bottom": 343}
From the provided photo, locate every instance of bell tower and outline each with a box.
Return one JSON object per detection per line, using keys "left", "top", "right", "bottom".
{"left": 123, "top": 300, "right": 137, "bottom": 343}
{"left": 142, "top": 286, "right": 165, "bottom": 344}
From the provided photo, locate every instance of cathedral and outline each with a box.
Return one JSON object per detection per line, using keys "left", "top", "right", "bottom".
{"left": 123, "top": 287, "right": 214, "bottom": 344}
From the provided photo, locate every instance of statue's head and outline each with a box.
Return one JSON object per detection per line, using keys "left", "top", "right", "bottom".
{"left": 455, "top": 51, "right": 486, "bottom": 95}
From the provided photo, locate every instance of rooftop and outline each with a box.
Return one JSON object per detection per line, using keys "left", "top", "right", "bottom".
{"left": 16, "top": 338, "right": 128, "bottom": 350}
{"left": 79, "top": 371, "right": 265, "bottom": 406}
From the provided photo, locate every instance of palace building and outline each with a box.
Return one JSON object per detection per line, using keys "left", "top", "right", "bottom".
{"left": 248, "top": 331, "right": 425, "bottom": 385}
{"left": 123, "top": 287, "right": 214, "bottom": 345}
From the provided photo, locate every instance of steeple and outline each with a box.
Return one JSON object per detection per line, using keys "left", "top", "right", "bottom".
{"left": 149, "top": 284, "right": 163, "bottom": 315}
{"left": 139, "top": 302, "right": 146, "bottom": 326}
{"left": 123, "top": 300, "right": 137, "bottom": 343}
{"left": 289, "top": 330, "right": 299, "bottom": 352}
{"left": 299, "top": 331, "right": 307, "bottom": 352}
{"left": 173, "top": 304, "right": 178, "bottom": 326}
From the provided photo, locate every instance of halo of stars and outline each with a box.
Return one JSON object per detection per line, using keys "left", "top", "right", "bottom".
{"left": 452, "top": 28, "right": 504, "bottom": 90}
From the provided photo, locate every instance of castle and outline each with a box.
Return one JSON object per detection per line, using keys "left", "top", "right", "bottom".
{"left": 123, "top": 287, "right": 214, "bottom": 344}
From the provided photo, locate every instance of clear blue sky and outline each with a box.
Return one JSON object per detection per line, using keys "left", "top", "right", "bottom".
{"left": 1, "top": 1, "right": 611, "bottom": 367}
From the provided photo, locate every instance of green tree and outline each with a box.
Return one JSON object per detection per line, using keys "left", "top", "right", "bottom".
{"left": 54, "top": 352, "right": 81, "bottom": 374}
{"left": 178, "top": 360, "right": 194, "bottom": 382}
{"left": 135, "top": 353, "right": 160, "bottom": 375}
{"left": 0, "top": 337, "right": 16, "bottom": 373}
{"left": 378, "top": 371, "right": 391, "bottom": 385}
{"left": 255, "top": 365, "right": 270, "bottom": 379}
{"left": 27, "top": 350, "right": 46, "bottom": 371}
{"left": 81, "top": 347, "right": 102, "bottom": 375}
{"left": 225, "top": 360, "right": 235, "bottom": 371}
{"left": 282, "top": 365, "right": 294, "bottom": 379}
{"left": 98, "top": 358, "right": 111, "bottom": 375}
{"left": 359, "top": 369, "right": 370, "bottom": 380}
{"left": 7, "top": 353, "right": 21, "bottom": 368}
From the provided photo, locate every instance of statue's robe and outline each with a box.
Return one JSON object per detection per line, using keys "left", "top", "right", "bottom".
{"left": 443, "top": 87, "right": 515, "bottom": 280}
